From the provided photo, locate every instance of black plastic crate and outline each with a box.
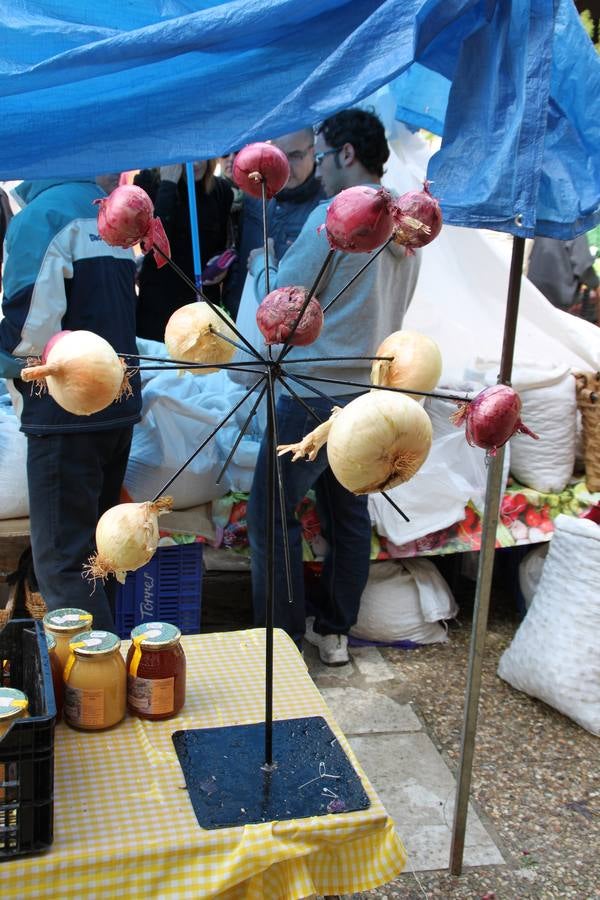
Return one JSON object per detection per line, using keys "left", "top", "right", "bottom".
{"left": 0, "top": 619, "right": 56, "bottom": 859}
{"left": 115, "top": 542, "right": 203, "bottom": 639}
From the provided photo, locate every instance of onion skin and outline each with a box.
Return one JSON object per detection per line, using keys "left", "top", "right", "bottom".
{"left": 279, "top": 393, "right": 433, "bottom": 494}
{"left": 257, "top": 286, "right": 323, "bottom": 346}
{"left": 452, "top": 384, "right": 539, "bottom": 454}
{"left": 392, "top": 182, "right": 442, "bottom": 253}
{"left": 41, "top": 330, "right": 72, "bottom": 365}
{"left": 164, "top": 301, "right": 237, "bottom": 374}
{"left": 324, "top": 186, "right": 395, "bottom": 253}
{"left": 233, "top": 143, "right": 290, "bottom": 199}
{"left": 94, "top": 184, "right": 171, "bottom": 269}
{"left": 371, "top": 330, "right": 442, "bottom": 398}
{"left": 20, "top": 329, "right": 128, "bottom": 415}
{"left": 85, "top": 497, "right": 173, "bottom": 584}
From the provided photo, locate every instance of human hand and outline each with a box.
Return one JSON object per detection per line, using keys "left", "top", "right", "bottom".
{"left": 247, "top": 239, "right": 276, "bottom": 271}
{"left": 159, "top": 164, "right": 183, "bottom": 183}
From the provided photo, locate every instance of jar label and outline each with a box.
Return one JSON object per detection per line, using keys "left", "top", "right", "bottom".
{"left": 64, "top": 686, "right": 105, "bottom": 727}
{"left": 128, "top": 676, "right": 174, "bottom": 715}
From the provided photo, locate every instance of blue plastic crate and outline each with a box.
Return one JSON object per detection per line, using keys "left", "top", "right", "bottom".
{"left": 115, "top": 543, "right": 203, "bottom": 639}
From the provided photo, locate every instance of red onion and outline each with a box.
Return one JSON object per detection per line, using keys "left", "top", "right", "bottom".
{"left": 392, "top": 182, "right": 442, "bottom": 253}
{"left": 42, "top": 330, "right": 72, "bottom": 365}
{"left": 452, "top": 384, "right": 538, "bottom": 454}
{"left": 256, "top": 286, "right": 323, "bottom": 346}
{"left": 233, "top": 143, "right": 290, "bottom": 199}
{"left": 94, "top": 185, "right": 171, "bottom": 269}
{"left": 323, "top": 186, "right": 395, "bottom": 253}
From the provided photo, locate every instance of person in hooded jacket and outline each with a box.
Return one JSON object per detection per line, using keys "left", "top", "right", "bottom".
{"left": 0, "top": 176, "right": 142, "bottom": 631}
{"left": 246, "top": 109, "right": 421, "bottom": 665}
{"left": 135, "top": 160, "right": 234, "bottom": 338}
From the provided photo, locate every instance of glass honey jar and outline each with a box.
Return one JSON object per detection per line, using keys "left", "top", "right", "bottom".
{"left": 42, "top": 608, "right": 93, "bottom": 670}
{"left": 0, "top": 688, "right": 28, "bottom": 741}
{"left": 126, "top": 622, "right": 186, "bottom": 721}
{"left": 63, "top": 631, "right": 126, "bottom": 731}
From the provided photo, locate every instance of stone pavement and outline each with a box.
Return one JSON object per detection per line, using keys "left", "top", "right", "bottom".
{"left": 304, "top": 643, "right": 504, "bottom": 874}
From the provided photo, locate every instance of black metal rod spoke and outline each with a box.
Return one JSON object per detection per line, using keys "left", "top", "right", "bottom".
{"left": 379, "top": 490, "right": 410, "bottom": 523}
{"left": 281, "top": 355, "right": 393, "bottom": 364}
{"left": 210, "top": 327, "right": 264, "bottom": 358}
{"left": 322, "top": 236, "right": 394, "bottom": 314}
{"left": 136, "top": 364, "right": 266, "bottom": 375}
{"left": 283, "top": 372, "right": 338, "bottom": 406}
{"left": 277, "top": 375, "right": 324, "bottom": 425}
{"left": 293, "top": 373, "right": 471, "bottom": 404}
{"left": 119, "top": 351, "right": 264, "bottom": 369}
{"left": 151, "top": 243, "right": 263, "bottom": 360}
{"left": 151, "top": 375, "right": 265, "bottom": 500}
{"left": 215, "top": 382, "right": 267, "bottom": 485}
{"left": 278, "top": 249, "right": 335, "bottom": 362}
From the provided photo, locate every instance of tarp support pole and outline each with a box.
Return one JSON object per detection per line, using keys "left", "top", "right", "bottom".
{"left": 185, "top": 162, "right": 203, "bottom": 293}
{"left": 449, "top": 235, "right": 525, "bottom": 875}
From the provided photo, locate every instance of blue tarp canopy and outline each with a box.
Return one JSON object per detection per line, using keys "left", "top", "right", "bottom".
{"left": 1, "top": 0, "right": 599, "bottom": 238}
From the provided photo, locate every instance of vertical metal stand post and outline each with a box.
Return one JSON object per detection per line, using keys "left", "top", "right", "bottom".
{"left": 449, "top": 236, "right": 526, "bottom": 874}
{"left": 263, "top": 368, "right": 275, "bottom": 767}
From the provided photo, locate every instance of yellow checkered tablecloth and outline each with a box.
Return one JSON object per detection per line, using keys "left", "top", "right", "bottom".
{"left": 1, "top": 628, "right": 406, "bottom": 899}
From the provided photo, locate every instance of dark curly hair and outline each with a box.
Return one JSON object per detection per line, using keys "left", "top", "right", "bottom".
{"left": 316, "top": 108, "right": 389, "bottom": 177}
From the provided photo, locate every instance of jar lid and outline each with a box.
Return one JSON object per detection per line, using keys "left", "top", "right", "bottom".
{"left": 45, "top": 633, "right": 57, "bottom": 651}
{"left": 0, "top": 687, "right": 29, "bottom": 721}
{"left": 69, "top": 630, "right": 121, "bottom": 657}
{"left": 43, "top": 608, "right": 93, "bottom": 632}
{"left": 130, "top": 622, "right": 181, "bottom": 648}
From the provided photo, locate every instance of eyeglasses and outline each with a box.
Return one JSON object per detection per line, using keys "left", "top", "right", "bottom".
{"left": 285, "top": 145, "right": 314, "bottom": 163}
{"left": 314, "top": 147, "right": 342, "bottom": 166}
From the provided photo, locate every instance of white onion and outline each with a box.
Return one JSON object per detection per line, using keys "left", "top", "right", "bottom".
{"left": 279, "top": 391, "right": 432, "bottom": 494}
{"left": 164, "top": 302, "right": 237, "bottom": 374}
{"left": 85, "top": 497, "right": 173, "bottom": 584}
{"left": 371, "top": 330, "right": 442, "bottom": 398}
{"left": 20, "top": 330, "right": 128, "bottom": 415}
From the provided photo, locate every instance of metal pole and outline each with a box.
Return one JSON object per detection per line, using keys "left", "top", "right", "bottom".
{"left": 449, "top": 235, "right": 525, "bottom": 875}
{"left": 264, "top": 369, "right": 275, "bottom": 767}
{"left": 185, "top": 161, "right": 203, "bottom": 293}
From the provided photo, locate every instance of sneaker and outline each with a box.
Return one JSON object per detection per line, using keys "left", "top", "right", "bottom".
{"left": 305, "top": 616, "right": 350, "bottom": 666}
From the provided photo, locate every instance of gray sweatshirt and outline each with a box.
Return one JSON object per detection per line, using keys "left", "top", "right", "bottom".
{"left": 249, "top": 191, "right": 421, "bottom": 396}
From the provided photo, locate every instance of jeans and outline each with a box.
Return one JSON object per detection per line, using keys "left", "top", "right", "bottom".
{"left": 27, "top": 427, "right": 133, "bottom": 632}
{"left": 247, "top": 393, "right": 371, "bottom": 647}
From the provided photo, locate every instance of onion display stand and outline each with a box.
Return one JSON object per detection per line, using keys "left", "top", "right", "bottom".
{"left": 109, "top": 176, "right": 469, "bottom": 828}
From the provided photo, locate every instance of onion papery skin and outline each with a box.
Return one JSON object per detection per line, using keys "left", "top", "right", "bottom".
{"left": 233, "top": 143, "right": 290, "bottom": 199}
{"left": 453, "top": 384, "right": 539, "bottom": 454}
{"left": 257, "top": 286, "right": 323, "bottom": 346}
{"left": 371, "top": 330, "right": 442, "bottom": 398}
{"left": 41, "top": 330, "right": 72, "bottom": 365}
{"left": 324, "top": 186, "right": 395, "bottom": 253}
{"left": 164, "top": 302, "right": 237, "bottom": 374}
{"left": 94, "top": 185, "right": 171, "bottom": 269}
{"left": 86, "top": 497, "right": 173, "bottom": 584}
{"left": 392, "top": 183, "right": 442, "bottom": 252}
{"left": 326, "top": 391, "right": 433, "bottom": 494}
{"left": 20, "top": 330, "right": 126, "bottom": 415}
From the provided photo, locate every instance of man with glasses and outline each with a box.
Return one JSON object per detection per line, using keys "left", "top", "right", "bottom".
{"left": 247, "top": 108, "right": 421, "bottom": 666}
{"left": 243, "top": 128, "right": 325, "bottom": 269}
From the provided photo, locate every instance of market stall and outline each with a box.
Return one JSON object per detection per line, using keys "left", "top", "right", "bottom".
{"left": 1, "top": 0, "right": 599, "bottom": 888}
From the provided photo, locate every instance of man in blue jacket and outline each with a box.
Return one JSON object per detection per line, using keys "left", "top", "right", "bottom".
{"left": 0, "top": 177, "right": 141, "bottom": 630}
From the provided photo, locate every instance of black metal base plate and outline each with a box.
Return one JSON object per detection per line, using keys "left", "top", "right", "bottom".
{"left": 172, "top": 715, "right": 370, "bottom": 829}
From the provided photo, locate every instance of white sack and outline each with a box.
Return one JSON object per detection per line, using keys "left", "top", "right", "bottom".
{"left": 350, "top": 558, "right": 457, "bottom": 645}
{"left": 498, "top": 515, "right": 600, "bottom": 735}
{"left": 0, "top": 401, "right": 29, "bottom": 519}
{"left": 518, "top": 543, "right": 549, "bottom": 609}
{"left": 368, "top": 393, "right": 510, "bottom": 546}
{"left": 125, "top": 368, "right": 261, "bottom": 507}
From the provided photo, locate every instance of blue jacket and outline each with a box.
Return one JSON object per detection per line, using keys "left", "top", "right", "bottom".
{"left": 0, "top": 179, "right": 142, "bottom": 433}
